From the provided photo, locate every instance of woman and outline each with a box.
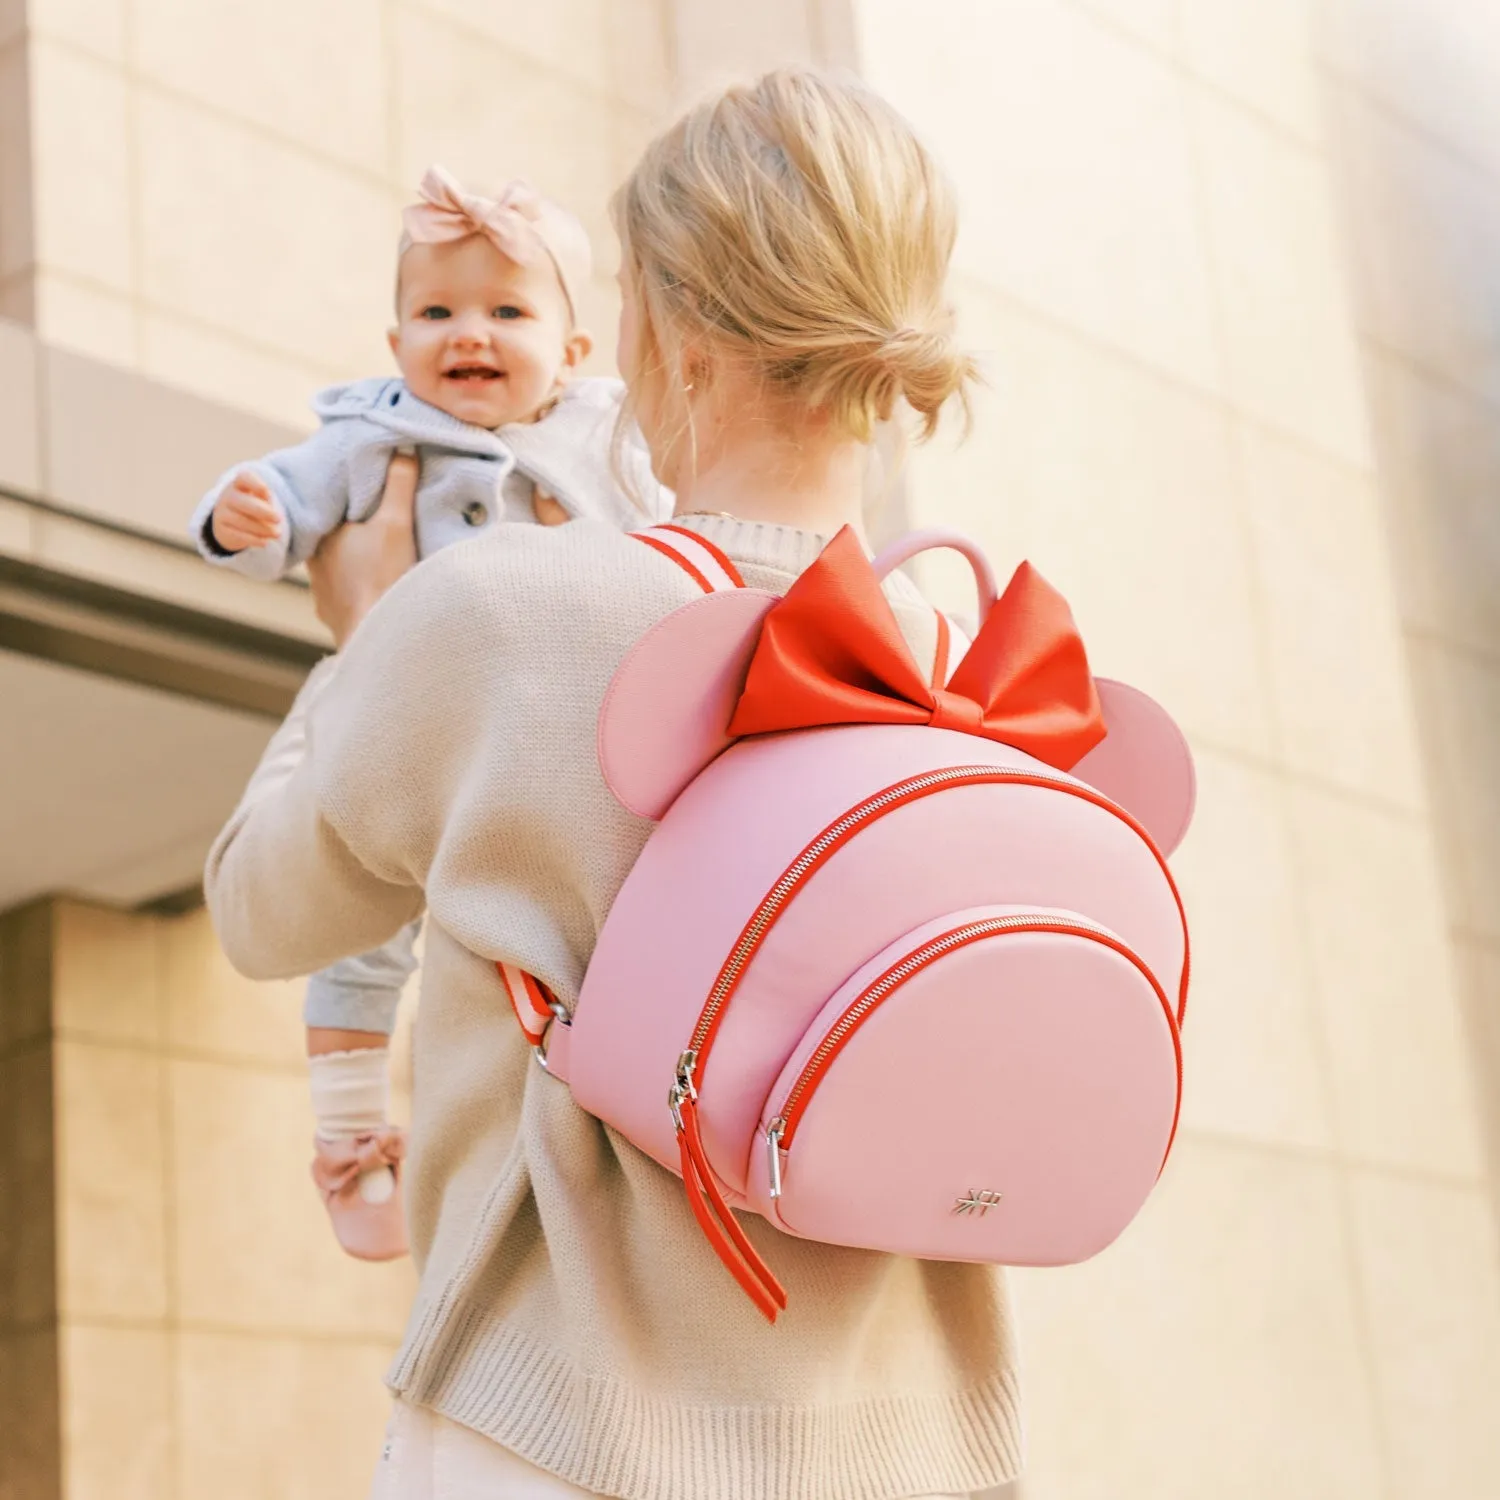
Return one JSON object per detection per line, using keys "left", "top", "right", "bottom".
{"left": 207, "top": 70, "right": 1021, "bottom": 1500}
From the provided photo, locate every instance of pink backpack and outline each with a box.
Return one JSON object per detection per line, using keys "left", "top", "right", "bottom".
{"left": 499, "top": 524, "right": 1194, "bottom": 1321}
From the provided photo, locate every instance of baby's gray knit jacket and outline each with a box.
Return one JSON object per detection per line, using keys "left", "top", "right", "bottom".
{"left": 189, "top": 375, "right": 667, "bottom": 579}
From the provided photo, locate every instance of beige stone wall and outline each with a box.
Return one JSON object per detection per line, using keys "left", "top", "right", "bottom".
{"left": 852, "top": 0, "right": 1500, "bottom": 1496}
{"left": 0, "top": 899, "right": 417, "bottom": 1500}
{"left": 1322, "top": 0, "right": 1500, "bottom": 1202}
{"left": 0, "top": 0, "right": 674, "bottom": 430}
{"left": 4, "top": 1, "right": 1500, "bottom": 1497}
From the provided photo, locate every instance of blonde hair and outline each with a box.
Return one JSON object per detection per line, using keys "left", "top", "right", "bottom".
{"left": 614, "top": 69, "right": 975, "bottom": 460}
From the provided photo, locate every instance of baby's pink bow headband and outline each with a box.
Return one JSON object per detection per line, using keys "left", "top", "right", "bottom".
{"left": 400, "top": 165, "right": 592, "bottom": 322}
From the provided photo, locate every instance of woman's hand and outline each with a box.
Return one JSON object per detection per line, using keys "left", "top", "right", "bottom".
{"left": 308, "top": 450, "right": 420, "bottom": 649}
{"left": 532, "top": 486, "right": 570, "bottom": 527}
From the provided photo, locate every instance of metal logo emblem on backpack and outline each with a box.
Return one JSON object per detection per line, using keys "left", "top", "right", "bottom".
{"left": 954, "top": 1189, "right": 1004, "bottom": 1217}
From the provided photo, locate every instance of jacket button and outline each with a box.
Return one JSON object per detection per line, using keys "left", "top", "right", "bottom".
{"left": 462, "top": 501, "right": 488, "bottom": 527}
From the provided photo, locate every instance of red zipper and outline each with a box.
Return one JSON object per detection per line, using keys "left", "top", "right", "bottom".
{"left": 686, "top": 766, "right": 1188, "bottom": 1087}
{"left": 669, "top": 764, "right": 1191, "bottom": 1318}
{"left": 764, "top": 915, "right": 1184, "bottom": 1200}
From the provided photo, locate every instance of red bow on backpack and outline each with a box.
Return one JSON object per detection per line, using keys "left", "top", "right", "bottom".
{"left": 728, "top": 526, "right": 1107, "bottom": 770}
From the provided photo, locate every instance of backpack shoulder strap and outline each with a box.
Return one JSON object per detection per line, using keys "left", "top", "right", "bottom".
{"left": 499, "top": 527, "right": 745, "bottom": 1074}
{"left": 633, "top": 523, "right": 745, "bottom": 593}
{"left": 497, "top": 962, "right": 559, "bottom": 1046}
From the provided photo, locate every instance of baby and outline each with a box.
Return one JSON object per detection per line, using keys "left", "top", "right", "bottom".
{"left": 192, "top": 166, "right": 668, "bottom": 1261}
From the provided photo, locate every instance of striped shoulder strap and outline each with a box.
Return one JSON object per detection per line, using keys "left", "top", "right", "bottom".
{"left": 496, "top": 962, "right": 563, "bottom": 1047}
{"left": 633, "top": 523, "right": 745, "bottom": 593}
{"left": 495, "top": 532, "right": 750, "bottom": 1069}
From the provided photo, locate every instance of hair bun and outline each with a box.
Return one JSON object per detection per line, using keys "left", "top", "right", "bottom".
{"left": 616, "top": 68, "right": 979, "bottom": 446}
{"left": 879, "top": 326, "right": 927, "bottom": 360}
{"left": 825, "top": 317, "right": 974, "bottom": 440}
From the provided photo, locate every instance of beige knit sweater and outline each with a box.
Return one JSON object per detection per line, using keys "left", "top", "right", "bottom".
{"left": 205, "top": 515, "right": 1022, "bottom": 1500}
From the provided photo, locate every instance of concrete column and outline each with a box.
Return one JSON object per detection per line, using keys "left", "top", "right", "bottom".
{"left": 0, "top": 902, "right": 62, "bottom": 1500}
{"left": 0, "top": 5, "right": 34, "bottom": 327}
{"left": 0, "top": 898, "right": 415, "bottom": 1500}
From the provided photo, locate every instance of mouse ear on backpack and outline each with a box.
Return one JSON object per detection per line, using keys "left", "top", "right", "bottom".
{"left": 599, "top": 583, "right": 1200, "bottom": 850}
{"left": 1070, "top": 678, "right": 1197, "bottom": 855}
{"left": 599, "top": 589, "right": 780, "bottom": 820}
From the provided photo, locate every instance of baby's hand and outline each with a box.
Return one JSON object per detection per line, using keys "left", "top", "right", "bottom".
{"left": 211, "top": 471, "right": 284, "bottom": 552}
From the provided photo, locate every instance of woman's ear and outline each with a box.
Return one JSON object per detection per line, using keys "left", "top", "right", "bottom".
{"left": 681, "top": 347, "right": 711, "bottom": 394}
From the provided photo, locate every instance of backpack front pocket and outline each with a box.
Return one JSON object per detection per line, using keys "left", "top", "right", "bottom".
{"left": 746, "top": 904, "right": 1181, "bottom": 1266}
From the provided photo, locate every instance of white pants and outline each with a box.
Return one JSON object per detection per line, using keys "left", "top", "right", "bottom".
{"left": 369, "top": 1400, "right": 1000, "bottom": 1499}
{"left": 369, "top": 1401, "right": 598, "bottom": 1497}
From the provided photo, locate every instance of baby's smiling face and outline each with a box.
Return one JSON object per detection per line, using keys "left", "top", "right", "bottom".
{"left": 390, "top": 235, "right": 591, "bottom": 429}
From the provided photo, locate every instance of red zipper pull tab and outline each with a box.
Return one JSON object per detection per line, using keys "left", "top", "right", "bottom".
{"left": 669, "top": 1060, "right": 788, "bottom": 1321}
{"left": 676, "top": 1123, "right": 782, "bottom": 1323}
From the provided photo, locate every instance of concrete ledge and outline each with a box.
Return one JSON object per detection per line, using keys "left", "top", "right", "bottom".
{"left": 0, "top": 318, "right": 40, "bottom": 497}
{"left": 0, "top": 317, "right": 324, "bottom": 647}
{"left": 0, "top": 553, "right": 322, "bottom": 717}
{"left": 38, "top": 342, "right": 297, "bottom": 546}
{"left": 0, "top": 490, "right": 326, "bottom": 646}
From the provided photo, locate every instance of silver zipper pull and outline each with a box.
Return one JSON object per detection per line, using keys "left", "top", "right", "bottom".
{"left": 669, "top": 1049, "right": 700, "bottom": 1133}
{"left": 766, "top": 1118, "right": 786, "bottom": 1199}
{"left": 676, "top": 1049, "right": 699, "bottom": 1100}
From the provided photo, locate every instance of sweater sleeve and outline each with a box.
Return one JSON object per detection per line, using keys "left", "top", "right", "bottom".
{"left": 205, "top": 521, "right": 681, "bottom": 985}
{"left": 202, "top": 547, "right": 491, "bottom": 985}
{"left": 203, "top": 647, "right": 427, "bottom": 981}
